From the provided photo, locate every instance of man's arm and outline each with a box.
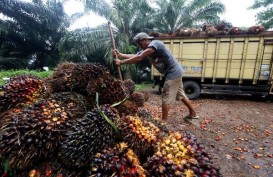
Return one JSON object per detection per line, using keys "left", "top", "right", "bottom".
{"left": 119, "top": 53, "right": 136, "bottom": 59}
{"left": 113, "top": 49, "right": 136, "bottom": 59}
{"left": 115, "top": 47, "right": 155, "bottom": 65}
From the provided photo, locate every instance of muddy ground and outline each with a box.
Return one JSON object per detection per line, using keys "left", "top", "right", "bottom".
{"left": 143, "top": 87, "right": 273, "bottom": 177}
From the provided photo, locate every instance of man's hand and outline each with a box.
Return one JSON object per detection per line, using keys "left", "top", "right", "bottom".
{"left": 113, "top": 49, "right": 120, "bottom": 58}
{"left": 115, "top": 59, "right": 122, "bottom": 66}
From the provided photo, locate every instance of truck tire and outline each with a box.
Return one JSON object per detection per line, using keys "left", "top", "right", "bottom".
{"left": 183, "top": 81, "right": 201, "bottom": 100}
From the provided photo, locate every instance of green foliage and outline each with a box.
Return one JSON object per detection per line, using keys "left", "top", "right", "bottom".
{"left": 0, "top": 70, "right": 53, "bottom": 85}
{"left": 153, "top": 0, "right": 225, "bottom": 33}
{"left": 135, "top": 83, "right": 153, "bottom": 91}
{"left": 249, "top": 0, "right": 273, "bottom": 29}
{"left": 0, "top": 0, "right": 69, "bottom": 69}
{"left": 0, "top": 57, "right": 29, "bottom": 70}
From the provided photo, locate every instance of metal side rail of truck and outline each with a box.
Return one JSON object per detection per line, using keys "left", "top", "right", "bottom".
{"left": 152, "top": 31, "right": 273, "bottom": 100}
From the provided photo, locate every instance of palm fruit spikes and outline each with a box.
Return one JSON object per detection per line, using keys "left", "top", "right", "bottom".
{"left": 129, "top": 92, "right": 145, "bottom": 107}
{"left": 117, "top": 115, "right": 160, "bottom": 159}
{"left": 47, "top": 62, "right": 109, "bottom": 94}
{"left": 58, "top": 104, "right": 120, "bottom": 168}
{"left": 0, "top": 75, "right": 43, "bottom": 113}
{"left": 49, "top": 62, "right": 76, "bottom": 92}
{"left": 144, "top": 131, "right": 223, "bottom": 177}
{"left": 86, "top": 74, "right": 127, "bottom": 105}
{"left": 115, "top": 100, "right": 138, "bottom": 116}
{"left": 0, "top": 92, "right": 86, "bottom": 170}
{"left": 71, "top": 63, "right": 109, "bottom": 94}
{"left": 89, "top": 142, "right": 146, "bottom": 177}
{"left": 123, "top": 79, "right": 135, "bottom": 95}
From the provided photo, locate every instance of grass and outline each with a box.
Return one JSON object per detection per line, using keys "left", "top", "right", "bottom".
{"left": 0, "top": 69, "right": 53, "bottom": 85}
{"left": 135, "top": 83, "right": 154, "bottom": 91}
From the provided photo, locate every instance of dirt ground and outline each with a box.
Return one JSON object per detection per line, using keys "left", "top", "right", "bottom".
{"left": 143, "top": 87, "right": 273, "bottom": 177}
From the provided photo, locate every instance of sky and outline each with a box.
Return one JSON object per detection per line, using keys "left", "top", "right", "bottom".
{"left": 64, "top": 0, "right": 261, "bottom": 30}
{"left": 14, "top": 0, "right": 261, "bottom": 30}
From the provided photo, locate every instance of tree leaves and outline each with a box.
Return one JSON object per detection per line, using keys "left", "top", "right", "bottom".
{"left": 249, "top": 0, "right": 273, "bottom": 29}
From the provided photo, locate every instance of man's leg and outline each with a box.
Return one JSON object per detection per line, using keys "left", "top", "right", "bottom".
{"left": 162, "top": 104, "right": 170, "bottom": 122}
{"left": 162, "top": 77, "right": 181, "bottom": 121}
{"left": 177, "top": 79, "right": 198, "bottom": 117}
{"left": 181, "top": 98, "right": 196, "bottom": 116}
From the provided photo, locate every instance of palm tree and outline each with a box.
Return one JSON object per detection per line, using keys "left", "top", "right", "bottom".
{"left": 61, "top": 0, "right": 224, "bottom": 79}
{"left": 60, "top": 0, "right": 155, "bottom": 79}
{"left": 153, "top": 0, "right": 225, "bottom": 33}
{"left": 0, "top": 0, "right": 69, "bottom": 69}
{"left": 249, "top": 0, "right": 273, "bottom": 30}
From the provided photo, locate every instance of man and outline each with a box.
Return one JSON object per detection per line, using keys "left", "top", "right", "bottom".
{"left": 114, "top": 32, "right": 199, "bottom": 121}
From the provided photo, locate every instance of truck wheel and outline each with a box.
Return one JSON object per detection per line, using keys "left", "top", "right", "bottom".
{"left": 183, "top": 81, "right": 201, "bottom": 100}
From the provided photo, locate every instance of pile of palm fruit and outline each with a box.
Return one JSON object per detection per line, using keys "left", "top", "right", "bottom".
{"left": 0, "top": 62, "right": 222, "bottom": 177}
{"left": 150, "top": 24, "right": 266, "bottom": 38}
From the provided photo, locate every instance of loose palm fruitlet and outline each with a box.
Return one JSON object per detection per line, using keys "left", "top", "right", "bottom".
{"left": 89, "top": 142, "right": 146, "bottom": 177}
{"left": 123, "top": 79, "right": 135, "bottom": 95}
{"left": 58, "top": 104, "right": 120, "bottom": 168}
{"left": 86, "top": 74, "right": 127, "bottom": 105}
{"left": 0, "top": 75, "right": 43, "bottom": 113}
{"left": 117, "top": 115, "right": 160, "bottom": 159}
{"left": 0, "top": 92, "right": 85, "bottom": 170}
{"left": 144, "top": 131, "right": 222, "bottom": 177}
{"left": 129, "top": 92, "right": 145, "bottom": 107}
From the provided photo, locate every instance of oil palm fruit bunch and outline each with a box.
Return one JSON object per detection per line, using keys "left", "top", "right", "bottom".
{"left": 123, "top": 79, "right": 135, "bottom": 95}
{"left": 0, "top": 75, "right": 43, "bottom": 113}
{"left": 228, "top": 27, "right": 244, "bottom": 35}
{"left": 137, "top": 107, "right": 169, "bottom": 135}
{"left": 71, "top": 63, "right": 109, "bottom": 94}
{"left": 48, "top": 62, "right": 109, "bottom": 94}
{"left": 27, "top": 160, "right": 86, "bottom": 177}
{"left": 129, "top": 92, "right": 145, "bottom": 107}
{"left": 179, "top": 28, "right": 192, "bottom": 37}
{"left": 58, "top": 104, "right": 120, "bottom": 168}
{"left": 205, "top": 27, "right": 218, "bottom": 37}
{"left": 149, "top": 31, "right": 160, "bottom": 37}
{"left": 86, "top": 74, "right": 126, "bottom": 105}
{"left": 0, "top": 93, "right": 84, "bottom": 170}
{"left": 190, "top": 28, "right": 201, "bottom": 36}
{"left": 117, "top": 115, "right": 160, "bottom": 159}
{"left": 144, "top": 131, "right": 222, "bottom": 177}
{"left": 247, "top": 25, "right": 265, "bottom": 34}
{"left": 47, "top": 92, "right": 88, "bottom": 119}
{"left": 115, "top": 100, "right": 138, "bottom": 116}
{"left": 47, "top": 62, "right": 76, "bottom": 93}
{"left": 89, "top": 142, "right": 146, "bottom": 177}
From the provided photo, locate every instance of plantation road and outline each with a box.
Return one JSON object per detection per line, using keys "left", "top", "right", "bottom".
{"left": 144, "top": 88, "right": 273, "bottom": 177}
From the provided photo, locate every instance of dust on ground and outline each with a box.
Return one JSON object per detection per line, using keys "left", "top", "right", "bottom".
{"left": 143, "top": 87, "right": 273, "bottom": 177}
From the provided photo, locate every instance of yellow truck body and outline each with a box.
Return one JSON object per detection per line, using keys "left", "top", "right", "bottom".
{"left": 152, "top": 32, "right": 273, "bottom": 99}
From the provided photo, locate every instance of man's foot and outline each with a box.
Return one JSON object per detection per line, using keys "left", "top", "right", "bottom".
{"left": 188, "top": 114, "right": 200, "bottom": 119}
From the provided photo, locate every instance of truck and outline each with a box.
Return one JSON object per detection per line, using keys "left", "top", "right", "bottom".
{"left": 151, "top": 31, "right": 273, "bottom": 99}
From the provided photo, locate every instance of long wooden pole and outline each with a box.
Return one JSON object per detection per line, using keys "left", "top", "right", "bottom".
{"left": 108, "top": 21, "right": 123, "bottom": 81}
